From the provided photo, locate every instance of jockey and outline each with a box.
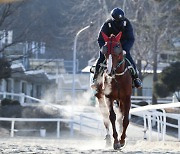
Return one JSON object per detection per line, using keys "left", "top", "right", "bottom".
{"left": 92, "top": 7, "right": 142, "bottom": 89}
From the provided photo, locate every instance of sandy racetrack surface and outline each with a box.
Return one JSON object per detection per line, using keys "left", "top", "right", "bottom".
{"left": 0, "top": 123, "right": 180, "bottom": 154}
{"left": 0, "top": 138, "right": 180, "bottom": 154}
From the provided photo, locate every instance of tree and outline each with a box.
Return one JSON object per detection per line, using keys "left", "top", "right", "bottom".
{"left": 0, "top": 2, "right": 28, "bottom": 51}
{"left": 154, "top": 62, "right": 180, "bottom": 101}
{"left": 125, "top": 0, "right": 179, "bottom": 103}
{"left": 0, "top": 1, "right": 47, "bottom": 78}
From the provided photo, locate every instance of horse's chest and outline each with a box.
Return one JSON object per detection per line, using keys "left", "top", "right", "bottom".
{"left": 103, "top": 77, "right": 117, "bottom": 96}
{"left": 103, "top": 77, "right": 122, "bottom": 98}
{"left": 103, "top": 77, "right": 112, "bottom": 95}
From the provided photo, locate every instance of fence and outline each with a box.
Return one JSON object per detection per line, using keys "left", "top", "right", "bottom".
{"left": 0, "top": 92, "right": 172, "bottom": 105}
{"left": 0, "top": 114, "right": 104, "bottom": 138}
{"left": 0, "top": 92, "right": 179, "bottom": 141}
{"left": 131, "top": 96, "right": 172, "bottom": 104}
{"left": 74, "top": 113, "right": 104, "bottom": 135}
{"left": 0, "top": 103, "right": 180, "bottom": 141}
{"left": 130, "top": 102, "right": 180, "bottom": 141}
{"left": 0, "top": 92, "right": 44, "bottom": 105}
{"left": 0, "top": 117, "right": 73, "bottom": 138}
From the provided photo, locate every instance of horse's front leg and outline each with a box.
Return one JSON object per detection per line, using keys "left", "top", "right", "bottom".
{"left": 116, "top": 101, "right": 123, "bottom": 136}
{"left": 120, "top": 96, "right": 131, "bottom": 147}
{"left": 96, "top": 94, "right": 111, "bottom": 147}
{"left": 107, "top": 98, "right": 120, "bottom": 150}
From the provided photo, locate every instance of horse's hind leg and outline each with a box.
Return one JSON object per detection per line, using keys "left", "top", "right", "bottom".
{"left": 120, "top": 97, "right": 131, "bottom": 147}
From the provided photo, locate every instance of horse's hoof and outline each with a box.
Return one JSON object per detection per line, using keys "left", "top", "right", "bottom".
{"left": 120, "top": 140, "right": 126, "bottom": 149}
{"left": 120, "top": 142, "right": 125, "bottom": 147}
{"left": 113, "top": 142, "right": 121, "bottom": 150}
{"left": 105, "top": 135, "right": 111, "bottom": 147}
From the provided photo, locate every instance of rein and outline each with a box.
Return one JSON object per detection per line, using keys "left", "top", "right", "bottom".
{"left": 115, "top": 58, "right": 135, "bottom": 76}
{"left": 113, "top": 56, "right": 127, "bottom": 76}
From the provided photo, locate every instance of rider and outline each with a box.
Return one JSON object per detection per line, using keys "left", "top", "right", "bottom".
{"left": 92, "top": 7, "right": 142, "bottom": 89}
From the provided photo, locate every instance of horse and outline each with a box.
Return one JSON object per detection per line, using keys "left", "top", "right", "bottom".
{"left": 94, "top": 31, "right": 132, "bottom": 150}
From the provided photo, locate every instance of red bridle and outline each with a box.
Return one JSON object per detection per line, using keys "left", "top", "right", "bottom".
{"left": 101, "top": 32, "right": 123, "bottom": 59}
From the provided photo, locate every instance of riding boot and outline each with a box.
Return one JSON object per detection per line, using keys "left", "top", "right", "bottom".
{"left": 132, "top": 69, "right": 142, "bottom": 89}
{"left": 126, "top": 52, "right": 142, "bottom": 89}
{"left": 91, "top": 69, "right": 100, "bottom": 89}
{"left": 91, "top": 51, "right": 105, "bottom": 89}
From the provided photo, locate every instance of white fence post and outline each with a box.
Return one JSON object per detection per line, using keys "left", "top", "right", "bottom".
{"left": 143, "top": 114, "right": 147, "bottom": 140}
{"left": 147, "top": 114, "right": 152, "bottom": 141}
{"left": 3, "top": 92, "right": 6, "bottom": 98}
{"left": 57, "top": 121, "right": 60, "bottom": 138}
{"left": 159, "top": 115, "right": 163, "bottom": 140}
{"left": 156, "top": 115, "right": 160, "bottom": 141}
{"left": 10, "top": 120, "right": 15, "bottom": 137}
{"left": 20, "top": 93, "right": 25, "bottom": 105}
{"left": 162, "top": 110, "right": 166, "bottom": 141}
{"left": 152, "top": 114, "right": 156, "bottom": 127}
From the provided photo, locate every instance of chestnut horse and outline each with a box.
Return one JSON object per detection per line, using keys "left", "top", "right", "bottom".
{"left": 94, "top": 32, "right": 132, "bottom": 150}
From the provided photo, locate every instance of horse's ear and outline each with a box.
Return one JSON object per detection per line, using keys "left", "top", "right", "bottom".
{"left": 101, "top": 32, "right": 109, "bottom": 42}
{"left": 115, "top": 32, "right": 122, "bottom": 41}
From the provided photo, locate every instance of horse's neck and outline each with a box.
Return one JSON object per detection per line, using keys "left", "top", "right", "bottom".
{"left": 116, "top": 62, "right": 125, "bottom": 73}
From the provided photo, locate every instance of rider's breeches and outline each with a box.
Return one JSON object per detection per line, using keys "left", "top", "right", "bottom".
{"left": 95, "top": 51, "right": 105, "bottom": 73}
{"left": 126, "top": 51, "right": 139, "bottom": 78}
{"left": 126, "top": 51, "right": 137, "bottom": 70}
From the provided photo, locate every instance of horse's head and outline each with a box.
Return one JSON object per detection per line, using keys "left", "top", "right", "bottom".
{"left": 101, "top": 32, "right": 125, "bottom": 75}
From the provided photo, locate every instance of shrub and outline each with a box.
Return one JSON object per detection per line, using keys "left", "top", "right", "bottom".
{"left": 19, "top": 105, "right": 67, "bottom": 131}
{"left": 1, "top": 98, "right": 20, "bottom": 106}
{"left": 1, "top": 98, "right": 12, "bottom": 106}
{"left": 154, "top": 82, "right": 170, "bottom": 98}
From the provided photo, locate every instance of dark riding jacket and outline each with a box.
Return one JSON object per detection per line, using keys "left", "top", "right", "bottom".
{"left": 95, "top": 18, "right": 136, "bottom": 73}
{"left": 97, "top": 18, "right": 135, "bottom": 53}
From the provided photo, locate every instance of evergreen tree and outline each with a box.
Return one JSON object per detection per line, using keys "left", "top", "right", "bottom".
{"left": 155, "top": 62, "right": 180, "bottom": 101}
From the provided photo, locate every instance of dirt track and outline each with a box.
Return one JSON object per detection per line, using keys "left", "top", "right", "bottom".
{"left": 0, "top": 123, "right": 180, "bottom": 154}
{"left": 0, "top": 138, "right": 180, "bottom": 154}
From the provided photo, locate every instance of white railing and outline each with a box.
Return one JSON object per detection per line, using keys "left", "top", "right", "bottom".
{"left": 74, "top": 113, "right": 104, "bottom": 135}
{"left": 0, "top": 114, "right": 104, "bottom": 138}
{"left": 0, "top": 91, "right": 172, "bottom": 105}
{"left": 0, "top": 92, "right": 44, "bottom": 105}
{"left": 0, "top": 117, "right": 73, "bottom": 138}
{"left": 0, "top": 91, "right": 179, "bottom": 141}
{"left": 1, "top": 103, "right": 180, "bottom": 141}
{"left": 131, "top": 96, "right": 172, "bottom": 104}
{"left": 130, "top": 102, "right": 180, "bottom": 141}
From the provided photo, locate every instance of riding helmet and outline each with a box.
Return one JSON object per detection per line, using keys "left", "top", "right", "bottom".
{"left": 111, "top": 8, "right": 125, "bottom": 21}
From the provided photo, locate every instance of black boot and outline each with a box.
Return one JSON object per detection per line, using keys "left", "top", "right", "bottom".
{"left": 134, "top": 78, "right": 142, "bottom": 89}
{"left": 132, "top": 70, "right": 142, "bottom": 89}
{"left": 91, "top": 71, "right": 99, "bottom": 89}
{"left": 91, "top": 52, "right": 106, "bottom": 89}
{"left": 125, "top": 53, "right": 142, "bottom": 88}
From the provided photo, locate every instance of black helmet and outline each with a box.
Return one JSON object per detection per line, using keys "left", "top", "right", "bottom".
{"left": 111, "top": 8, "right": 125, "bottom": 21}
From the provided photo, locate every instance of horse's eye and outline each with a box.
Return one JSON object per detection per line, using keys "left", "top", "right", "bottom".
{"left": 114, "top": 46, "right": 121, "bottom": 54}
{"left": 101, "top": 45, "right": 108, "bottom": 54}
{"left": 115, "top": 45, "right": 120, "bottom": 48}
